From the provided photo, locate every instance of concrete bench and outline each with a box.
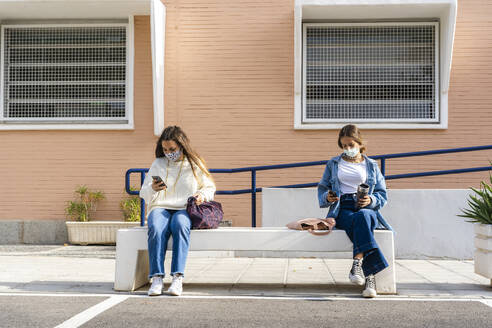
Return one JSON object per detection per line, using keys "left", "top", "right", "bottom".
{"left": 114, "top": 227, "right": 396, "bottom": 294}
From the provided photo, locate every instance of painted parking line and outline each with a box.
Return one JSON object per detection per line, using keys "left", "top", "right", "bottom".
{"left": 54, "top": 295, "right": 129, "bottom": 328}
{"left": 479, "top": 299, "right": 492, "bottom": 308}
{"left": 1, "top": 292, "right": 491, "bottom": 305}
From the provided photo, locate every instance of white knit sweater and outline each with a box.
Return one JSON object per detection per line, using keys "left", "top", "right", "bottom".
{"left": 139, "top": 157, "right": 216, "bottom": 214}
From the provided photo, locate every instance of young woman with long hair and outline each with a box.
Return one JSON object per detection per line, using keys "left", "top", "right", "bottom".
{"left": 139, "top": 126, "right": 216, "bottom": 296}
{"left": 318, "top": 124, "right": 392, "bottom": 298}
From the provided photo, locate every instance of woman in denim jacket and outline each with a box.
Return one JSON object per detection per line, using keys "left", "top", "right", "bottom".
{"left": 318, "top": 124, "right": 392, "bottom": 298}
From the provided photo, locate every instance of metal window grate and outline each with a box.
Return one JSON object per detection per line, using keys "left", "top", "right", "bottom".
{"left": 2, "top": 25, "right": 127, "bottom": 121}
{"left": 303, "top": 23, "right": 438, "bottom": 123}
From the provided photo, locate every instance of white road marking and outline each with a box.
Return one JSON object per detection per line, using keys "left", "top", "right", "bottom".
{"left": 478, "top": 299, "right": 492, "bottom": 308}
{"left": 53, "top": 295, "right": 129, "bottom": 328}
{"left": 0, "top": 292, "right": 491, "bottom": 304}
{"left": 0, "top": 292, "right": 118, "bottom": 298}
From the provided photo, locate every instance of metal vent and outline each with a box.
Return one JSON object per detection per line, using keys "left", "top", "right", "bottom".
{"left": 303, "top": 23, "right": 438, "bottom": 123}
{"left": 2, "top": 25, "right": 127, "bottom": 122}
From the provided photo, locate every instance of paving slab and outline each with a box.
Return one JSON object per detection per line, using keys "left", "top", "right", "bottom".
{"left": 395, "top": 262, "right": 432, "bottom": 283}
{"left": 428, "top": 260, "right": 490, "bottom": 284}
{"left": 286, "top": 258, "right": 334, "bottom": 285}
{"left": 0, "top": 255, "right": 115, "bottom": 294}
{"left": 236, "top": 258, "right": 288, "bottom": 285}
{"left": 323, "top": 259, "right": 353, "bottom": 284}
{"left": 185, "top": 258, "right": 252, "bottom": 284}
{"left": 0, "top": 246, "right": 491, "bottom": 299}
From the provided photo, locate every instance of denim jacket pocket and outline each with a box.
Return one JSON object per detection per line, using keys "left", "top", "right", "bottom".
{"left": 330, "top": 178, "right": 340, "bottom": 196}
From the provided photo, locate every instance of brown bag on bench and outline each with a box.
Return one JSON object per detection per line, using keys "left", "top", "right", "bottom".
{"left": 286, "top": 218, "right": 336, "bottom": 236}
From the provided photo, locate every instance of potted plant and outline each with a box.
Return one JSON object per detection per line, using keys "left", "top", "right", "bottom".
{"left": 459, "top": 171, "right": 492, "bottom": 285}
{"left": 120, "top": 187, "right": 141, "bottom": 222}
{"left": 66, "top": 185, "right": 105, "bottom": 222}
{"left": 65, "top": 186, "right": 139, "bottom": 245}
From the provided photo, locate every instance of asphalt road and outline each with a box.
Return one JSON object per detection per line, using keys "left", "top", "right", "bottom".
{"left": 1, "top": 295, "right": 491, "bottom": 328}
{"left": 0, "top": 296, "right": 105, "bottom": 328}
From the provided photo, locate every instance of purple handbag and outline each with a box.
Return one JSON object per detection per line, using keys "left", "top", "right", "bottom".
{"left": 186, "top": 196, "right": 224, "bottom": 229}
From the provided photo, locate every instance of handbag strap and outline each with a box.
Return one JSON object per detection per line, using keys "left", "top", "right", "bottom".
{"left": 298, "top": 219, "right": 335, "bottom": 236}
{"left": 309, "top": 220, "right": 333, "bottom": 236}
{"left": 307, "top": 229, "right": 332, "bottom": 236}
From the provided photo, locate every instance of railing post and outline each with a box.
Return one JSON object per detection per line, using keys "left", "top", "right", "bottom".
{"left": 251, "top": 169, "right": 256, "bottom": 228}
{"left": 380, "top": 158, "right": 386, "bottom": 177}
{"left": 140, "top": 171, "right": 146, "bottom": 227}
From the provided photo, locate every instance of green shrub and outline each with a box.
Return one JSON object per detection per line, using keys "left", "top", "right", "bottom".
{"left": 65, "top": 186, "right": 105, "bottom": 222}
{"left": 120, "top": 187, "right": 141, "bottom": 222}
{"left": 459, "top": 170, "right": 492, "bottom": 225}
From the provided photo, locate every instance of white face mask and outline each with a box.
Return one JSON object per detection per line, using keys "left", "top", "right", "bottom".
{"left": 165, "top": 149, "right": 182, "bottom": 162}
{"left": 343, "top": 146, "right": 359, "bottom": 158}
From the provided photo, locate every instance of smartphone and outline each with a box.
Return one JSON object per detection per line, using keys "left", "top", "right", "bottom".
{"left": 328, "top": 190, "right": 337, "bottom": 197}
{"left": 152, "top": 176, "right": 166, "bottom": 187}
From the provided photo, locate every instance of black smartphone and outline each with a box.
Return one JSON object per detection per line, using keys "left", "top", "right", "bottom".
{"left": 152, "top": 176, "right": 166, "bottom": 187}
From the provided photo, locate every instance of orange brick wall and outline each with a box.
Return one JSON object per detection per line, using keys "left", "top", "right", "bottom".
{"left": 0, "top": 17, "right": 155, "bottom": 222}
{"left": 1, "top": 1, "right": 491, "bottom": 227}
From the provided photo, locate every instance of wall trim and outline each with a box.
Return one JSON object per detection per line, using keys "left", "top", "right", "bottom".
{"left": 294, "top": 0, "right": 457, "bottom": 130}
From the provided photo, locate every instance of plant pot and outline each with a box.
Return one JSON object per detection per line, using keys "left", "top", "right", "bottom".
{"left": 474, "top": 223, "right": 492, "bottom": 283}
{"left": 66, "top": 221, "right": 140, "bottom": 245}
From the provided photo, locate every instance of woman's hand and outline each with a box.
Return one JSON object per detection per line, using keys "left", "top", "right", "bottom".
{"left": 193, "top": 192, "right": 205, "bottom": 205}
{"left": 358, "top": 195, "right": 372, "bottom": 208}
{"left": 152, "top": 179, "right": 166, "bottom": 192}
{"left": 326, "top": 191, "right": 339, "bottom": 203}
{"left": 325, "top": 217, "right": 336, "bottom": 226}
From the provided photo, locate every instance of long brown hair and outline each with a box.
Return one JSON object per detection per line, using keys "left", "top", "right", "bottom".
{"left": 337, "top": 124, "right": 366, "bottom": 153}
{"left": 155, "top": 126, "right": 212, "bottom": 178}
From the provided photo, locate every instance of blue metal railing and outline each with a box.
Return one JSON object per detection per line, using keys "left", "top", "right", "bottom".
{"left": 125, "top": 145, "right": 492, "bottom": 227}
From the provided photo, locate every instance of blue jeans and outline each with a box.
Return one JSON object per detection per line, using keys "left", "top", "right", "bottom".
{"left": 335, "top": 194, "right": 388, "bottom": 276}
{"left": 147, "top": 208, "right": 191, "bottom": 278}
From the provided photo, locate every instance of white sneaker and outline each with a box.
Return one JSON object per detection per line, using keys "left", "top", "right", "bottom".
{"left": 362, "top": 274, "right": 377, "bottom": 298}
{"left": 167, "top": 274, "right": 183, "bottom": 296}
{"left": 348, "top": 258, "right": 365, "bottom": 286}
{"left": 147, "top": 276, "right": 164, "bottom": 296}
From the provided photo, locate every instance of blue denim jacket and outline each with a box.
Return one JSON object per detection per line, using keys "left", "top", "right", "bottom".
{"left": 317, "top": 154, "right": 393, "bottom": 230}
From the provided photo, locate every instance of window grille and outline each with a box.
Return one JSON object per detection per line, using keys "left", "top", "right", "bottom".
{"left": 1, "top": 25, "right": 128, "bottom": 123}
{"left": 302, "top": 23, "right": 439, "bottom": 123}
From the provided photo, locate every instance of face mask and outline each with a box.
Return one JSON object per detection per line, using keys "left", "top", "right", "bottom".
{"left": 165, "top": 149, "right": 182, "bottom": 162}
{"left": 343, "top": 146, "right": 359, "bottom": 158}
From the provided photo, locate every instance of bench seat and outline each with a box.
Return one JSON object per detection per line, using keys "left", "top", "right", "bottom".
{"left": 114, "top": 227, "right": 396, "bottom": 294}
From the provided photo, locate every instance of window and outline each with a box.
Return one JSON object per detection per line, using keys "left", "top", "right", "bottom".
{"left": 0, "top": 24, "right": 132, "bottom": 127}
{"left": 301, "top": 22, "right": 439, "bottom": 125}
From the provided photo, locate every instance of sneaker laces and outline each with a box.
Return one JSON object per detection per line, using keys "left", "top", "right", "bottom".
{"left": 365, "top": 274, "right": 376, "bottom": 290}
{"left": 171, "top": 275, "right": 183, "bottom": 286}
{"left": 151, "top": 276, "right": 163, "bottom": 286}
{"left": 351, "top": 259, "right": 363, "bottom": 276}
{"left": 148, "top": 276, "right": 163, "bottom": 294}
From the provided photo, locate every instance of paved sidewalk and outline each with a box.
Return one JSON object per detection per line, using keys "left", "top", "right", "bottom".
{"left": 0, "top": 245, "right": 490, "bottom": 298}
